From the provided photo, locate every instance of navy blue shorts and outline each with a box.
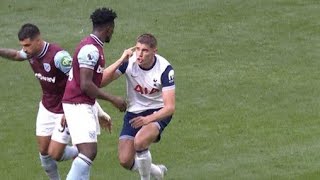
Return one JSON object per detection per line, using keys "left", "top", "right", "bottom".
{"left": 119, "top": 108, "right": 172, "bottom": 142}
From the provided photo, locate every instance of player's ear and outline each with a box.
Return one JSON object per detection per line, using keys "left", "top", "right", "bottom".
{"left": 153, "top": 48, "right": 158, "bottom": 54}
{"left": 34, "top": 35, "right": 42, "bottom": 44}
{"left": 106, "top": 23, "right": 114, "bottom": 33}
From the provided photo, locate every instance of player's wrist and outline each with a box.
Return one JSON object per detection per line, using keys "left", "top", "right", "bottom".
{"left": 118, "top": 57, "right": 126, "bottom": 64}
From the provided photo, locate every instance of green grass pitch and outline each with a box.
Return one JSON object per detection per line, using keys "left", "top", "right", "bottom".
{"left": 0, "top": 0, "right": 320, "bottom": 179}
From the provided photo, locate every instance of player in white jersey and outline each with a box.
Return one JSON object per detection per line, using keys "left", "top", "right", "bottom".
{"left": 102, "top": 33, "right": 175, "bottom": 180}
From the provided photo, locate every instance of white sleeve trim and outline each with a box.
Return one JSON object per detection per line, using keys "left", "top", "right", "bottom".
{"left": 79, "top": 64, "right": 95, "bottom": 70}
{"left": 18, "top": 50, "right": 27, "bottom": 59}
{"left": 77, "top": 44, "right": 99, "bottom": 68}
{"left": 162, "top": 85, "right": 175, "bottom": 91}
{"left": 116, "top": 69, "right": 123, "bottom": 75}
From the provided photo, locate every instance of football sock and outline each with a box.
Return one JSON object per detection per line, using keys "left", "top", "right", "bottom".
{"left": 130, "top": 159, "right": 138, "bottom": 171}
{"left": 39, "top": 153, "right": 60, "bottom": 180}
{"left": 59, "top": 145, "right": 78, "bottom": 161}
{"left": 150, "top": 163, "right": 162, "bottom": 178}
{"left": 132, "top": 156, "right": 161, "bottom": 177}
{"left": 136, "top": 149, "right": 152, "bottom": 180}
{"left": 66, "top": 153, "right": 92, "bottom": 180}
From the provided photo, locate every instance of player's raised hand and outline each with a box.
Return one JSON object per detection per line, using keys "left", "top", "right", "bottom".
{"left": 120, "top": 46, "right": 135, "bottom": 63}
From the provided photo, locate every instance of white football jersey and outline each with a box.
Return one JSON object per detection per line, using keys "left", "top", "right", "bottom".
{"left": 116, "top": 53, "right": 175, "bottom": 113}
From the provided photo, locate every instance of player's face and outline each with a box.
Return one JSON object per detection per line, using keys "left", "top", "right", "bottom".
{"left": 105, "top": 24, "right": 115, "bottom": 43}
{"left": 19, "top": 37, "right": 42, "bottom": 58}
{"left": 135, "top": 42, "right": 157, "bottom": 69}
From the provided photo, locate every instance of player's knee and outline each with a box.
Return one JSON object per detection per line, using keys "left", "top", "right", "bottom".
{"left": 134, "top": 138, "right": 149, "bottom": 151}
{"left": 119, "top": 159, "right": 132, "bottom": 169}
{"left": 39, "top": 147, "right": 49, "bottom": 155}
{"left": 118, "top": 155, "right": 132, "bottom": 169}
{"left": 81, "top": 151, "right": 96, "bottom": 161}
{"left": 48, "top": 149, "right": 62, "bottom": 161}
{"left": 89, "top": 151, "right": 97, "bottom": 160}
{"left": 77, "top": 143, "right": 97, "bottom": 161}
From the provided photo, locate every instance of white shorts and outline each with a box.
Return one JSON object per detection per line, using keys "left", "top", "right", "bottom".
{"left": 62, "top": 103, "right": 100, "bottom": 145}
{"left": 36, "top": 102, "right": 71, "bottom": 144}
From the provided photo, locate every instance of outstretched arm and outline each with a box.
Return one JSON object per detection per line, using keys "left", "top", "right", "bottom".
{"left": 101, "top": 68, "right": 121, "bottom": 87}
{"left": 77, "top": 44, "right": 130, "bottom": 111}
{"left": 0, "top": 48, "right": 26, "bottom": 61}
{"left": 80, "top": 68, "right": 127, "bottom": 112}
{"left": 101, "top": 47, "right": 135, "bottom": 87}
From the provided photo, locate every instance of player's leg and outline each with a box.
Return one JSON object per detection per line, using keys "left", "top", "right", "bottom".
{"left": 118, "top": 139, "right": 164, "bottom": 178}
{"left": 118, "top": 111, "right": 139, "bottom": 172}
{"left": 49, "top": 117, "right": 78, "bottom": 161}
{"left": 36, "top": 102, "right": 60, "bottom": 180}
{"left": 37, "top": 136, "right": 60, "bottom": 180}
{"left": 63, "top": 103, "right": 98, "bottom": 180}
{"left": 66, "top": 143, "right": 96, "bottom": 180}
{"left": 48, "top": 140, "right": 66, "bottom": 160}
{"left": 119, "top": 110, "right": 168, "bottom": 180}
{"left": 48, "top": 140, "right": 78, "bottom": 161}
{"left": 118, "top": 139, "right": 136, "bottom": 169}
{"left": 134, "top": 123, "right": 159, "bottom": 180}
{"left": 135, "top": 115, "right": 172, "bottom": 180}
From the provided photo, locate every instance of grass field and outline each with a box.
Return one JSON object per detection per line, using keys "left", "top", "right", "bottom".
{"left": 0, "top": 0, "right": 320, "bottom": 179}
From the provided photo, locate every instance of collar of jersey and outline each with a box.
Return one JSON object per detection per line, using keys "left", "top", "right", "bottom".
{"left": 37, "top": 41, "right": 49, "bottom": 59}
{"left": 90, "top": 34, "right": 104, "bottom": 47}
{"left": 139, "top": 56, "right": 157, "bottom": 71}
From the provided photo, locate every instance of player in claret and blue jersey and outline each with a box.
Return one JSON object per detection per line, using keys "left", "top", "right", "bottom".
{"left": 0, "top": 23, "right": 78, "bottom": 180}
{"left": 62, "top": 7, "right": 128, "bottom": 180}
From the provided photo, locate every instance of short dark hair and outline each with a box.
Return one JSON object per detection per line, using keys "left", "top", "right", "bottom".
{"left": 136, "top": 33, "right": 157, "bottom": 48}
{"left": 18, "top": 23, "right": 40, "bottom": 41}
{"left": 90, "top": 7, "right": 117, "bottom": 28}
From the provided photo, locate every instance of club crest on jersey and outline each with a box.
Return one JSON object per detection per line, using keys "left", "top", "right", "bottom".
{"left": 153, "top": 78, "right": 159, "bottom": 87}
{"left": 89, "top": 131, "right": 96, "bottom": 139}
{"left": 168, "top": 70, "right": 174, "bottom": 83}
{"left": 43, "top": 63, "right": 51, "bottom": 72}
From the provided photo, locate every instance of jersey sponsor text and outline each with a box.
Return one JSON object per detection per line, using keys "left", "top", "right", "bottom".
{"left": 35, "top": 73, "right": 56, "bottom": 83}
{"left": 134, "top": 84, "right": 160, "bottom": 95}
